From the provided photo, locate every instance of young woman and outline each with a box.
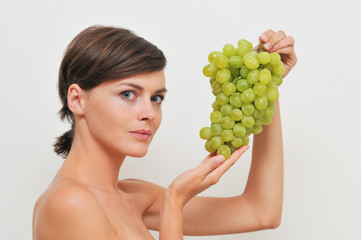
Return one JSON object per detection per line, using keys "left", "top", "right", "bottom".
{"left": 32, "top": 26, "right": 297, "bottom": 239}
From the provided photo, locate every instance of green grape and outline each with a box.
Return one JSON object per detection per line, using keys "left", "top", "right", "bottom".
{"left": 246, "top": 127, "right": 253, "bottom": 135}
{"left": 254, "top": 95, "right": 268, "bottom": 110}
{"left": 203, "top": 63, "right": 218, "bottom": 77}
{"left": 254, "top": 118, "right": 264, "bottom": 126}
{"left": 247, "top": 69, "right": 259, "bottom": 85}
{"left": 211, "top": 136, "right": 224, "bottom": 149}
{"left": 240, "top": 65, "right": 250, "bottom": 78}
{"left": 212, "top": 101, "right": 221, "bottom": 111}
{"left": 266, "top": 87, "right": 279, "bottom": 102}
{"left": 199, "top": 127, "right": 212, "bottom": 140}
{"left": 221, "top": 116, "right": 235, "bottom": 130}
{"left": 229, "top": 92, "right": 242, "bottom": 108}
{"left": 216, "top": 69, "right": 231, "bottom": 83}
{"left": 232, "top": 77, "right": 241, "bottom": 86}
{"left": 214, "top": 55, "right": 229, "bottom": 69}
{"left": 210, "top": 111, "right": 223, "bottom": 123}
{"left": 233, "top": 123, "right": 246, "bottom": 137}
{"left": 217, "top": 145, "right": 231, "bottom": 159}
{"left": 230, "top": 108, "right": 243, "bottom": 121}
{"left": 209, "top": 77, "right": 216, "bottom": 86}
{"left": 237, "top": 39, "right": 253, "bottom": 48}
{"left": 237, "top": 79, "right": 251, "bottom": 92}
{"left": 241, "top": 115, "right": 255, "bottom": 128}
{"left": 259, "top": 69, "right": 272, "bottom": 84}
{"left": 273, "top": 62, "right": 285, "bottom": 76}
{"left": 208, "top": 51, "right": 223, "bottom": 63}
{"left": 216, "top": 92, "right": 229, "bottom": 105}
{"left": 263, "top": 116, "right": 272, "bottom": 125}
{"left": 244, "top": 56, "right": 259, "bottom": 70}
{"left": 222, "top": 82, "right": 236, "bottom": 96}
{"left": 211, "top": 81, "right": 223, "bottom": 94}
{"left": 220, "top": 104, "right": 233, "bottom": 116}
{"left": 253, "top": 82, "right": 267, "bottom": 96}
{"left": 242, "top": 135, "right": 250, "bottom": 145}
{"left": 268, "top": 101, "right": 275, "bottom": 110}
{"left": 227, "top": 142, "right": 237, "bottom": 153}
{"left": 270, "top": 52, "right": 281, "bottom": 65}
{"left": 242, "top": 50, "right": 258, "bottom": 60}
{"left": 231, "top": 137, "right": 243, "bottom": 148}
{"left": 266, "top": 80, "right": 278, "bottom": 89}
{"left": 242, "top": 103, "right": 255, "bottom": 116}
{"left": 221, "top": 129, "right": 233, "bottom": 142}
{"left": 223, "top": 44, "right": 236, "bottom": 58}
{"left": 264, "top": 106, "right": 274, "bottom": 119}
{"left": 228, "top": 66, "right": 240, "bottom": 78}
{"left": 241, "top": 89, "right": 256, "bottom": 103}
{"left": 251, "top": 125, "right": 262, "bottom": 134}
{"left": 211, "top": 123, "right": 223, "bottom": 136}
{"left": 252, "top": 109, "right": 264, "bottom": 119}
{"left": 205, "top": 140, "right": 216, "bottom": 152}
{"left": 272, "top": 74, "right": 283, "bottom": 86}
{"left": 257, "top": 51, "right": 271, "bottom": 65}
{"left": 229, "top": 56, "right": 243, "bottom": 68}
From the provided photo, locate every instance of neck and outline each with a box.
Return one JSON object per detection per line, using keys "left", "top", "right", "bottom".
{"left": 58, "top": 125, "right": 126, "bottom": 192}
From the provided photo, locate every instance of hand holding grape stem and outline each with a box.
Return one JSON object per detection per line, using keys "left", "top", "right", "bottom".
{"left": 255, "top": 30, "right": 297, "bottom": 78}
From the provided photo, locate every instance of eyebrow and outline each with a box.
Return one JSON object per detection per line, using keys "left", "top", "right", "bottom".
{"left": 117, "top": 83, "right": 167, "bottom": 94}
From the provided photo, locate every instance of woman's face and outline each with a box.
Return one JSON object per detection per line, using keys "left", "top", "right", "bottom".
{"left": 82, "top": 71, "right": 166, "bottom": 158}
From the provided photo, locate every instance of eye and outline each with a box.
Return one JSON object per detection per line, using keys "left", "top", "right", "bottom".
{"left": 151, "top": 95, "right": 164, "bottom": 104}
{"left": 120, "top": 90, "right": 136, "bottom": 100}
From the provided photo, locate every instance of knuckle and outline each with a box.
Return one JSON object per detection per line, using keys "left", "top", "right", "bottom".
{"left": 278, "top": 30, "right": 286, "bottom": 36}
{"left": 209, "top": 176, "right": 220, "bottom": 185}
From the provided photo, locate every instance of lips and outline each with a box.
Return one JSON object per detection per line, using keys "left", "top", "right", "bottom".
{"left": 129, "top": 129, "right": 152, "bottom": 141}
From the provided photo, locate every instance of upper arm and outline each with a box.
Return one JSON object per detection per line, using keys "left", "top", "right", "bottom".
{"left": 34, "top": 186, "right": 118, "bottom": 240}
{"left": 182, "top": 194, "right": 267, "bottom": 235}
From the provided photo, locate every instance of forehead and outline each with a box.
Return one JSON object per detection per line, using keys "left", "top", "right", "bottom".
{"left": 113, "top": 71, "right": 165, "bottom": 88}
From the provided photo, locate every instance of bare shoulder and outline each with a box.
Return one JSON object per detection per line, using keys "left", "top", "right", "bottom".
{"left": 118, "top": 178, "right": 165, "bottom": 195}
{"left": 33, "top": 184, "right": 118, "bottom": 240}
{"left": 118, "top": 179, "right": 165, "bottom": 230}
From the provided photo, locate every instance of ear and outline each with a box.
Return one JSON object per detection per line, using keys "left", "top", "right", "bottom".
{"left": 67, "top": 84, "right": 86, "bottom": 116}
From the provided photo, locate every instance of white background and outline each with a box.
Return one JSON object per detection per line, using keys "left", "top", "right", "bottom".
{"left": 1, "top": 0, "right": 361, "bottom": 239}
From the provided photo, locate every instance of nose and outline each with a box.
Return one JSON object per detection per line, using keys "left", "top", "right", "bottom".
{"left": 138, "top": 98, "right": 156, "bottom": 121}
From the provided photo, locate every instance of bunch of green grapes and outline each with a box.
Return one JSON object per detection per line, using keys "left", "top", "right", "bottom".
{"left": 199, "top": 39, "right": 285, "bottom": 159}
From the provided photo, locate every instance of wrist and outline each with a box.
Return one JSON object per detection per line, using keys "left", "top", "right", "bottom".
{"left": 165, "top": 186, "right": 185, "bottom": 209}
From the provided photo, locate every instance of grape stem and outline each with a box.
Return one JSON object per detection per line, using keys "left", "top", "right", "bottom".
{"left": 257, "top": 43, "right": 265, "bottom": 53}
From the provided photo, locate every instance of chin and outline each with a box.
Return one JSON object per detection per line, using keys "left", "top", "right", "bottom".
{"left": 125, "top": 145, "right": 149, "bottom": 158}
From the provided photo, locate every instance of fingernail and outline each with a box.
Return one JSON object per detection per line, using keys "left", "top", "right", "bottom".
{"left": 261, "top": 33, "right": 268, "bottom": 41}
{"left": 216, "top": 155, "right": 225, "bottom": 164}
{"left": 264, "top": 42, "right": 271, "bottom": 50}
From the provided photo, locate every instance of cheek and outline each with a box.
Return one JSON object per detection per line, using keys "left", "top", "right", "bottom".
{"left": 153, "top": 108, "right": 162, "bottom": 132}
{"left": 85, "top": 98, "right": 129, "bottom": 138}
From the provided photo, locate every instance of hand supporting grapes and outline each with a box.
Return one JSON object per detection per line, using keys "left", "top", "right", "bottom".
{"left": 159, "top": 145, "right": 249, "bottom": 239}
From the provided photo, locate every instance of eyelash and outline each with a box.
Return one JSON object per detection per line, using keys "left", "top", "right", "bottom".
{"left": 120, "top": 90, "right": 165, "bottom": 104}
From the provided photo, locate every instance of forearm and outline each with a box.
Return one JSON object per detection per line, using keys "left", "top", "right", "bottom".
{"left": 159, "top": 190, "right": 183, "bottom": 240}
{"left": 243, "top": 99, "right": 284, "bottom": 225}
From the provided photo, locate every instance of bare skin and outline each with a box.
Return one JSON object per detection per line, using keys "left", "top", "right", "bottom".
{"left": 33, "top": 30, "right": 297, "bottom": 239}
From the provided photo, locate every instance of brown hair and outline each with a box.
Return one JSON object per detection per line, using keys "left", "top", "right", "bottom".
{"left": 53, "top": 25, "right": 167, "bottom": 158}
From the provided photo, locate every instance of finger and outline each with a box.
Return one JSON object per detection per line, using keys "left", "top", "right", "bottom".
{"left": 196, "top": 152, "right": 225, "bottom": 178}
{"left": 264, "top": 30, "right": 287, "bottom": 51}
{"left": 254, "top": 29, "right": 275, "bottom": 51}
{"left": 271, "top": 36, "right": 295, "bottom": 53}
{"left": 203, "top": 145, "right": 249, "bottom": 184}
